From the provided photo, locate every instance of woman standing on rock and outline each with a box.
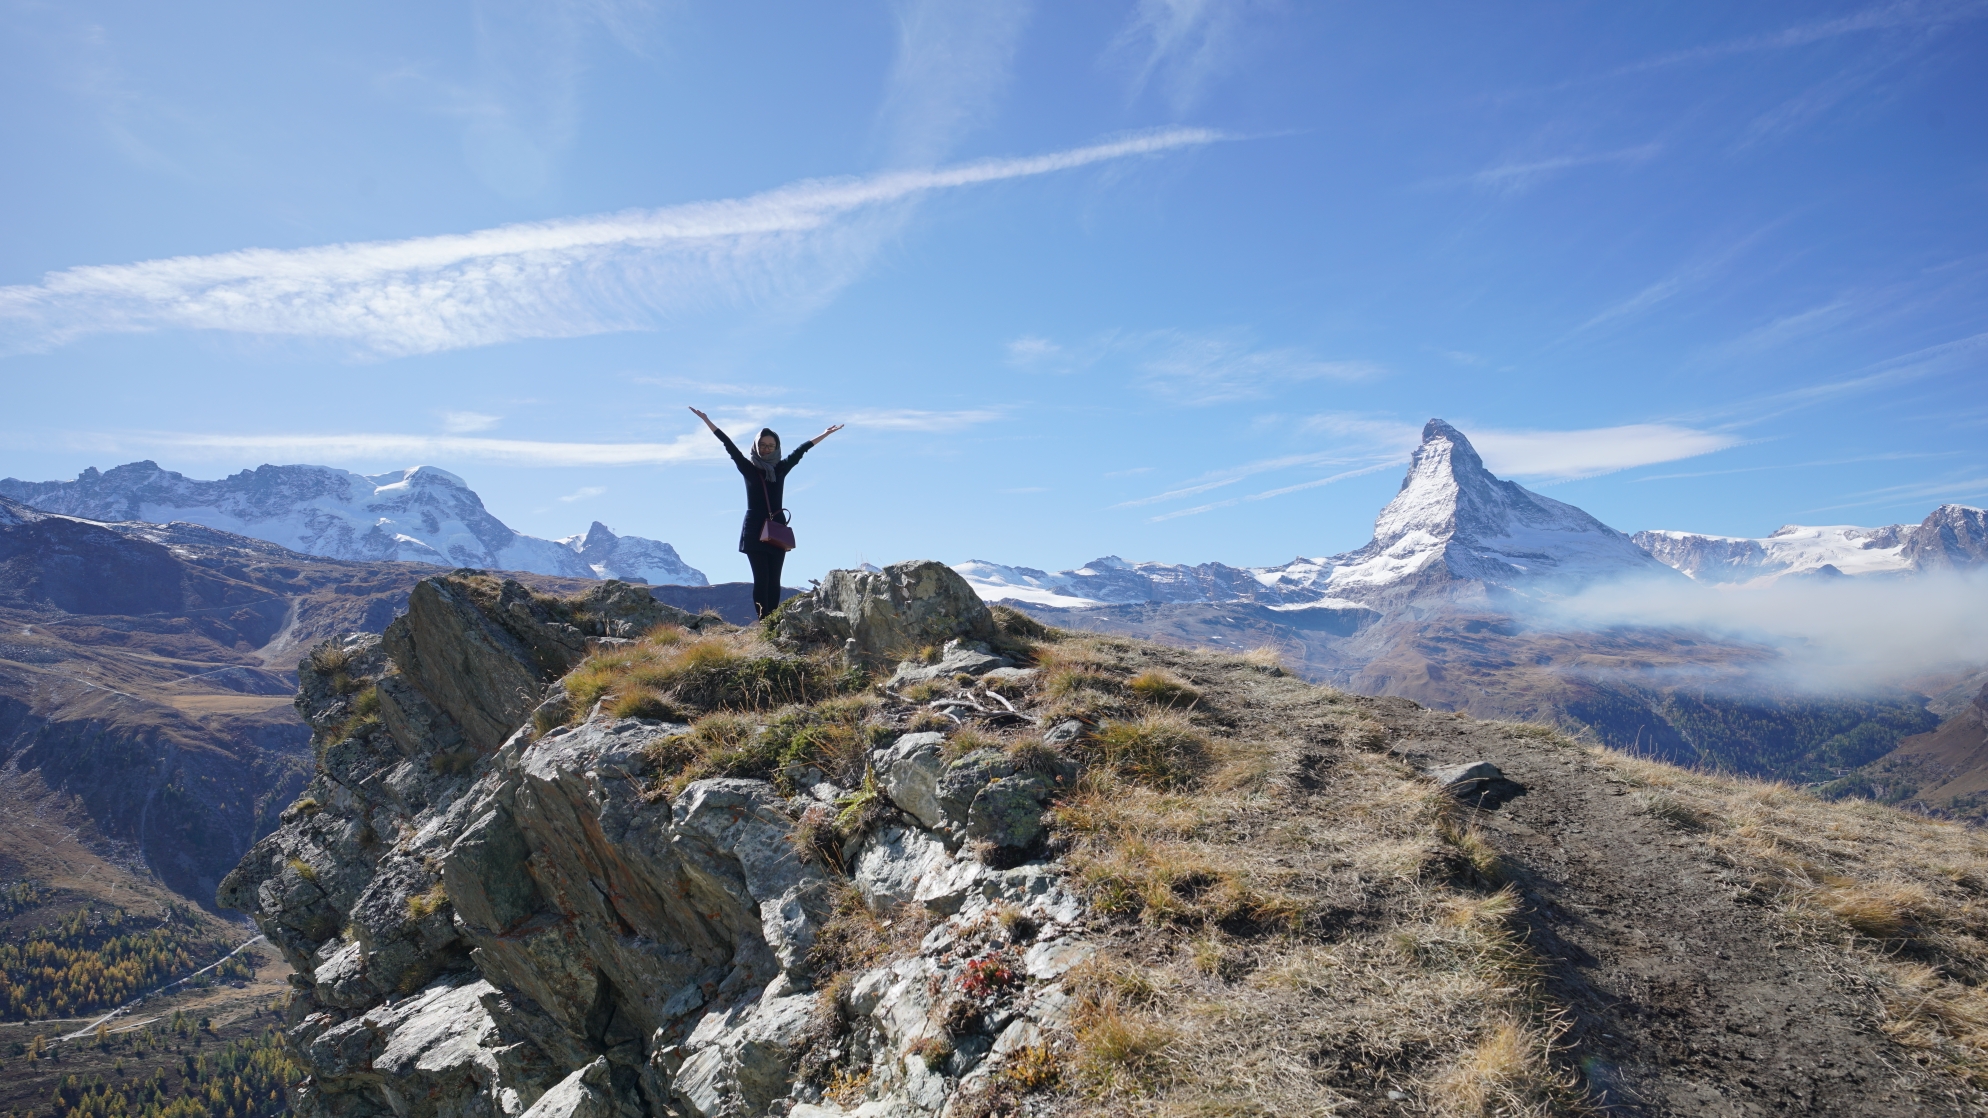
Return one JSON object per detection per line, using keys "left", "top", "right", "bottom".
{"left": 689, "top": 407, "right": 844, "bottom": 620}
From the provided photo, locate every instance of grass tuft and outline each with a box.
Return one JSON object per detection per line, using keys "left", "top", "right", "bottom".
{"left": 1127, "top": 670, "right": 1201, "bottom": 709}
{"left": 1086, "top": 714, "right": 1209, "bottom": 789}
{"left": 1071, "top": 1002, "right": 1177, "bottom": 1097}
{"left": 406, "top": 883, "right": 449, "bottom": 920}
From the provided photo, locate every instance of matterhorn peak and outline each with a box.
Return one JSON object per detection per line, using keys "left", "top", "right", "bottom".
{"left": 1307, "top": 418, "right": 1677, "bottom": 601}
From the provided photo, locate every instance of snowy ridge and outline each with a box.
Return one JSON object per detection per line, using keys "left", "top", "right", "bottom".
{"left": 1632, "top": 525, "right": 1912, "bottom": 584}
{"left": 954, "top": 555, "right": 1321, "bottom": 607}
{"left": 0, "top": 461, "right": 706, "bottom": 586}
{"left": 1633, "top": 503, "right": 1987, "bottom": 584}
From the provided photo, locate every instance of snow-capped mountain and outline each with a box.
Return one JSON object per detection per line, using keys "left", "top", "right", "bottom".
{"left": 960, "top": 419, "right": 1676, "bottom": 608}
{"left": 954, "top": 556, "right": 1316, "bottom": 607}
{"left": 0, "top": 460, "right": 707, "bottom": 586}
{"left": 1634, "top": 504, "right": 1985, "bottom": 584}
{"left": 1632, "top": 524, "right": 1912, "bottom": 583}
{"left": 1265, "top": 419, "right": 1675, "bottom": 601}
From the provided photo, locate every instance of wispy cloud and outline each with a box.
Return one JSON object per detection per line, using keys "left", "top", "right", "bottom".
{"left": 1445, "top": 143, "right": 1662, "bottom": 195}
{"left": 1469, "top": 424, "right": 1745, "bottom": 481}
{"left": 1108, "top": 0, "right": 1254, "bottom": 111}
{"left": 878, "top": 0, "right": 1032, "bottom": 164}
{"left": 1149, "top": 461, "right": 1398, "bottom": 521}
{"left": 94, "top": 431, "right": 716, "bottom": 467}
{"left": 630, "top": 375, "right": 787, "bottom": 398}
{"left": 1120, "top": 415, "right": 1743, "bottom": 520}
{"left": 557, "top": 485, "right": 607, "bottom": 502}
{"left": 1136, "top": 330, "right": 1383, "bottom": 403}
{"left": 1299, "top": 413, "right": 1742, "bottom": 481}
{"left": 1799, "top": 472, "right": 1988, "bottom": 514}
{"left": 439, "top": 410, "right": 502, "bottom": 433}
{"left": 0, "top": 128, "right": 1223, "bottom": 359}
{"left": 843, "top": 407, "right": 1006, "bottom": 432}
{"left": 67, "top": 406, "right": 1011, "bottom": 468}
{"left": 1632, "top": 451, "right": 1950, "bottom": 483}
{"left": 1009, "top": 328, "right": 1381, "bottom": 404}
{"left": 1114, "top": 445, "right": 1394, "bottom": 508}
{"left": 1565, "top": 228, "right": 1771, "bottom": 338}
{"left": 382, "top": 0, "right": 661, "bottom": 199}
{"left": 1595, "top": 0, "right": 1988, "bottom": 81}
{"left": 1701, "top": 329, "right": 1988, "bottom": 424}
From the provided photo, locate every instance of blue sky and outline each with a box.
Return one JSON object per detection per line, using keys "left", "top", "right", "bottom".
{"left": 2, "top": 1, "right": 1984, "bottom": 585}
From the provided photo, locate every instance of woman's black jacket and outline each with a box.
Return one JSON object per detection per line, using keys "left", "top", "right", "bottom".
{"left": 715, "top": 429, "right": 812, "bottom": 552}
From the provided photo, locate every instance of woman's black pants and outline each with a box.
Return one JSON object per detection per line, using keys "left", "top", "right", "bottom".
{"left": 744, "top": 540, "right": 786, "bottom": 620}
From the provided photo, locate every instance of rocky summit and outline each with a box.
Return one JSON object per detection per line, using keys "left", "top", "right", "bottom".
{"left": 221, "top": 558, "right": 1988, "bottom": 1116}
{"left": 0, "top": 460, "right": 707, "bottom": 586}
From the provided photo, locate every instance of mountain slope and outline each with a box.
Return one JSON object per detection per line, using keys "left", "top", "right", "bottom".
{"left": 1824, "top": 681, "right": 1988, "bottom": 821}
{"left": 0, "top": 460, "right": 706, "bottom": 586}
{"left": 0, "top": 495, "right": 610, "bottom": 903}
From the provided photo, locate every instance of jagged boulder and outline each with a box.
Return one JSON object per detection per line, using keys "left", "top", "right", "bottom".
{"left": 775, "top": 560, "right": 995, "bottom": 662}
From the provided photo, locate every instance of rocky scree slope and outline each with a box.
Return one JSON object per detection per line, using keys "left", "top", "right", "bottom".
{"left": 222, "top": 559, "right": 1988, "bottom": 1116}
{"left": 1, "top": 461, "right": 706, "bottom": 586}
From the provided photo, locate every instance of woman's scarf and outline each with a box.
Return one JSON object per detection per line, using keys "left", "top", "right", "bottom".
{"left": 746, "top": 428, "right": 782, "bottom": 481}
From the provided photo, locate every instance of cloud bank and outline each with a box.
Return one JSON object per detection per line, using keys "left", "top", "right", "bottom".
{"left": 0, "top": 129, "right": 1221, "bottom": 358}
{"left": 1538, "top": 569, "right": 1988, "bottom": 694}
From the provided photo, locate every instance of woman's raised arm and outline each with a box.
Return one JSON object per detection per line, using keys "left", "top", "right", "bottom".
{"left": 690, "top": 406, "right": 750, "bottom": 467}
{"left": 809, "top": 423, "right": 845, "bottom": 446}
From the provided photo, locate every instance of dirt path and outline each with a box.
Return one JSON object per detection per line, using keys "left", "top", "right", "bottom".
{"left": 1369, "top": 699, "right": 1973, "bottom": 1116}
{"left": 56, "top": 934, "right": 268, "bottom": 1041}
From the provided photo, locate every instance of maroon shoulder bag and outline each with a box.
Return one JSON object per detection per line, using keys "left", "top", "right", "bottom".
{"left": 758, "top": 475, "right": 796, "bottom": 551}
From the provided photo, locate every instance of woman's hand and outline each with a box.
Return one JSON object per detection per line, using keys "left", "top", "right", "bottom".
{"left": 811, "top": 423, "right": 844, "bottom": 444}
{"left": 688, "top": 406, "right": 718, "bottom": 432}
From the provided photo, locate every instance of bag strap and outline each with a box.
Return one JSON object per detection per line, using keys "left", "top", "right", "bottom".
{"left": 759, "top": 474, "right": 788, "bottom": 525}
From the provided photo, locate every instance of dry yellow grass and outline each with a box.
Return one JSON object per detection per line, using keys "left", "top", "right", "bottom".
{"left": 1034, "top": 640, "right": 1592, "bottom": 1116}
{"left": 558, "top": 624, "right": 838, "bottom": 725}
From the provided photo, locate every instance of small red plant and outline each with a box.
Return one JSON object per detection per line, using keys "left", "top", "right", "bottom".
{"left": 958, "top": 953, "right": 1016, "bottom": 999}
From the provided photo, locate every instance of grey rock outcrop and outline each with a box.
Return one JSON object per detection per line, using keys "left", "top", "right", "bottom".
{"left": 776, "top": 561, "right": 995, "bottom": 663}
{"left": 1904, "top": 503, "right": 1988, "bottom": 572}
{"left": 223, "top": 567, "right": 1088, "bottom": 1118}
